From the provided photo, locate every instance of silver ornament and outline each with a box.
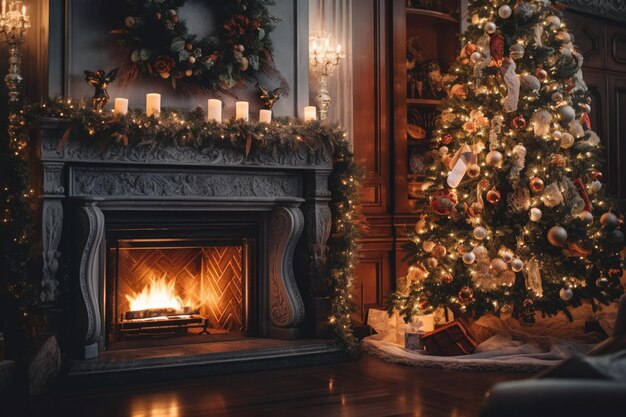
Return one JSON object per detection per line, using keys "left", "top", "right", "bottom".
{"left": 547, "top": 226, "right": 568, "bottom": 247}
{"left": 530, "top": 208, "right": 542, "bottom": 222}
{"left": 579, "top": 210, "right": 594, "bottom": 225}
{"left": 463, "top": 252, "right": 476, "bottom": 264}
{"left": 514, "top": 2, "right": 535, "bottom": 21}
{"left": 600, "top": 212, "right": 619, "bottom": 229}
{"left": 484, "top": 22, "right": 497, "bottom": 34}
{"left": 551, "top": 92, "right": 564, "bottom": 102}
{"left": 556, "top": 31, "right": 571, "bottom": 43}
{"left": 470, "top": 51, "right": 483, "bottom": 63}
{"left": 559, "top": 287, "right": 573, "bottom": 301}
{"left": 560, "top": 132, "right": 575, "bottom": 149}
{"left": 545, "top": 15, "right": 561, "bottom": 29}
{"left": 521, "top": 74, "right": 541, "bottom": 93}
{"left": 596, "top": 277, "right": 609, "bottom": 288}
{"left": 486, "top": 150, "right": 503, "bottom": 167}
{"left": 511, "top": 258, "right": 524, "bottom": 272}
{"left": 557, "top": 104, "right": 576, "bottom": 124}
{"left": 498, "top": 5, "right": 512, "bottom": 19}
{"left": 473, "top": 226, "right": 487, "bottom": 240}
{"left": 509, "top": 44, "right": 525, "bottom": 60}
{"left": 491, "top": 258, "right": 508, "bottom": 273}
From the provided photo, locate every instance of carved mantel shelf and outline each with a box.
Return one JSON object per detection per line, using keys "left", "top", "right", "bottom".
{"left": 37, "top": 119, "right": 333, "bottom": 360}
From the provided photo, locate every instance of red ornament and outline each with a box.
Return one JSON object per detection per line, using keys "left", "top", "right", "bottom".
{"left": 185, "top": 43, "right": 193, "bottom": 51}
{"left": 486, "top": 187, "right": 501, "bottom": 205}
{"left": 536, "top": 68, "right": 548, "bottom": 81}
{"left": 591, "top": 170, "right": 603, "bottom": 181}
{"left": 581, "top": 113, "right": 592, "bottom": 130}
{"left": 430, "top": 189, "right": 459, "bottom": 216}
{"left": 490, "top": 33, "right": 505, "bottom": 65}
{"left": 155, "top": 12, "right": 162, "bottom": 20}
{"left": 441, "top": 134, "right": 453, "bottom": 145}
{"left": 418, "top": 300, "right": 430, "bottom": 310}
{"left": 529, "top": 177, "right": 545, "bottom": 192}
{"left": 512, "top": 115, "right": 526, "bottom": 129}
{"left": 458, "top": 286, "right": 474, "bottom": 303}
{"left": 171, "top": 15, "right": 179, "bottom": 23}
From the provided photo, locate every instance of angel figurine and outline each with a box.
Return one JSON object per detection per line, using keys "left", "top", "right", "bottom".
{"left": 256, "top": 83, "right": 282, "bottom": 109}
{"left": 84, "top": 68, "right": 119, "bottom": 111}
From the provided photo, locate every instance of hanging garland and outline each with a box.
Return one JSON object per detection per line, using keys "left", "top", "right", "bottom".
{"left": 8, "top": 98, "right": 361, "bottom": 353}
{"left": 113, "top": 0, "right": 288, "bottom": 94}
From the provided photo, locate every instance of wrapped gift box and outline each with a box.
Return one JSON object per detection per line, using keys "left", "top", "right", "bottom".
{"left": 404, "top": 332, "right": 425, "bottom": 351}
{"left": 421, "top": 320, "right": 477, "bottom": 356}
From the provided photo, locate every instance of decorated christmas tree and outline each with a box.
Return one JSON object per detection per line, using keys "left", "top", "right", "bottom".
{"left": 389, "top": 0, "right": 625, "bottom": 325}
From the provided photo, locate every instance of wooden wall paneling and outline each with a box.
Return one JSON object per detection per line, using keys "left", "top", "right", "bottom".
{"left": 608, "top": 76, "right": 626, "bottom": 201}
{"left": 352, "top": 248, "right": 392, "bottom": 324}
{"left": 352, "top": 0, "right": 390, "bottom": 215}
{"left": 607, "top": 25, "right": 626, "bottom": 74}
{"left": 392, "top": 0, "right": 409, "bottom": 214}
{"left": 566, "top": 12, "right": 606, "bottom": 70}
{"left": 351, "top": 0, "right": 394, "bottom": 318}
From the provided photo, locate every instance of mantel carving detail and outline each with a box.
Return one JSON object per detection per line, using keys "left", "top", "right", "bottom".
{"left": 72, "top": 169, "right": 301, "bottom": 199}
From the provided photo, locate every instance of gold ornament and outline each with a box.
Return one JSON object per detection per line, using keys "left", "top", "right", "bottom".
{"left": 467, "top": 164, "right": 481, "bottom": 178}
{"left": 432, "top": 244, "right": 447, "bottom": 259}
{"left": 415, "top": 218, "right": 428, "bottom": 234}
{"left": 529, "top": 177, "right": 545, "bottom": 192}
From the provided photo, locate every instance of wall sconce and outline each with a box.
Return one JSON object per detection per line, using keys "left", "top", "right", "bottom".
{"left": 0, "top": 0, "right": 30, "bottom": 104}
{"left": 309, "top": 33, "right": 344, "bottom": 121}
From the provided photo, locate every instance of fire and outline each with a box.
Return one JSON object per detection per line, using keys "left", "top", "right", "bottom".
{"left": 125, "top": 275, "right": 187, "bottom": 312}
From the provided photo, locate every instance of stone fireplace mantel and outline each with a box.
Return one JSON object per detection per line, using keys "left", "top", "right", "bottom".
{"left": 37, "top": 119, "right": 333, "bottom": 360}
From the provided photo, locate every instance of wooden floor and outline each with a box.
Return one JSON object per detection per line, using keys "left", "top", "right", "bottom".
{"left": 5, "top": 354, "right": 527, "bottom": 417}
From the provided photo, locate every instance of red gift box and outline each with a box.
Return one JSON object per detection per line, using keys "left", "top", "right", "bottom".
{"left": 421, "top": 320, "right": 477, "bottom": 356}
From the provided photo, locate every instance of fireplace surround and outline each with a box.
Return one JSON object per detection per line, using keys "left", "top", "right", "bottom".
{"left": 37, "top": 119, "right": 334, "bottom": 360}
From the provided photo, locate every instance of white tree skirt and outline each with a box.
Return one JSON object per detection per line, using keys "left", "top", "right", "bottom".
{"left": 363, "top": 303, "right": 618, "bottom": 372}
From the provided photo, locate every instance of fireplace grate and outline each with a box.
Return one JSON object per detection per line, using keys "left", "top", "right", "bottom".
{"left": 119, "top": 307, "right": 207, "bottom": 335}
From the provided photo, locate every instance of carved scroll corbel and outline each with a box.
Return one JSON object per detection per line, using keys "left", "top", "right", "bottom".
{"left": 268, "top": 206, "right": 305, "bottom": 329}
{"left": 76, "top": 203, "right": 105, "bottom": 359}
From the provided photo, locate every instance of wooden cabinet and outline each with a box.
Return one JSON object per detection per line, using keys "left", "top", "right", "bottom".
{"left": 350, "top": 0, "right": 460, "bottom": 323}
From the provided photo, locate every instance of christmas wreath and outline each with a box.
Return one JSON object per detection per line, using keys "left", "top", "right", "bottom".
{"left": 113, "top": 0, "right": 288, "bottom": 95}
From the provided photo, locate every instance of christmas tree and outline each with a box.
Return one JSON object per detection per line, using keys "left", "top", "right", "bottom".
{"left": 389, "top": 0, "right": 625, "bottom": 325}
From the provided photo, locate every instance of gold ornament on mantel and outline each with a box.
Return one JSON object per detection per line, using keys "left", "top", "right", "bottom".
{"left": 84, "top": 68, "right": 119, "bottom": 111}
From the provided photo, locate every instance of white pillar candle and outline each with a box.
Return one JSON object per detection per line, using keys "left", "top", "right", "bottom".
{"left": 207, "top": 99, "right": 222, "bottom": 123}
{"left": 259, "top": 109, "right": 272, "bottom": 123}
{"left": 304, "top": 106, "right": 317, "bottom": 122}
{"left": 235, "top": 101, "right": 249, "bottom": 121}
{"left": 114, "top": 98, "right": 129, "bottom": 115}
{"left": 146, "top": 93, "right": 161, "bottom": 117}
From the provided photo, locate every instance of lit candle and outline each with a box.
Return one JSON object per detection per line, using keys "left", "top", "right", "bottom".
{"left": 146, "top": 93, "right": 161, "bottom": 116}
{"left": 235, "top": 101, "right": 249, "bottom": 121}
{"left": 21, "top": 4, "right": 25, "bottom": 17}
{"left": 2, "top": 1, "right": 6, "bottom": 16}
{"left": 207, "top": 98, "right": 222, "bottom": 123}
{"left": 114, "top": 98, "right": 129, "bottom": 115}
{"left": 259, "top": 109, "right": 272, "bottom": 123}
{"left": 304, "top": 106, "right": 317, "bottom": 122}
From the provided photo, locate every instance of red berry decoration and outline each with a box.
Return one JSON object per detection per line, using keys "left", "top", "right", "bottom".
{"left": 171, "top": 15, "right": 179, "bottom": 23}
{"left": 441, "top": 134, "right": 453, "bottom": 145}
{"left": 185, "top": 43, "right": 193, "bottom": 51}
{"left": 591, "top": 170, "right": 603, "bottom": 181}
{"left": 512, "top": 115, "right": 526, "bottom": 129}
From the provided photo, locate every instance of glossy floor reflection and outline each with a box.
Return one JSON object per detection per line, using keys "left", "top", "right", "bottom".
{"left": 6, "top": 354, "right": 527, "bottom": 417}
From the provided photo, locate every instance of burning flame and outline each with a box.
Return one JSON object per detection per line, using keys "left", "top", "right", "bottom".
{"left": 125, "top": 275, "right": 186, "bottom": 312}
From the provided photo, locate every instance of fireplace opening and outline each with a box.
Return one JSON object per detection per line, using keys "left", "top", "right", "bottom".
{"left": 105, "top": 236, "right": 255, "bottom": 350}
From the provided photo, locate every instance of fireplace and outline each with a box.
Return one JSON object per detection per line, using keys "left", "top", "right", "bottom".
{"left": 105, "top": 230, "right": 254, "bottom": 348}
{"left": 38, "top": 120, "right": 334, "bottom": 361}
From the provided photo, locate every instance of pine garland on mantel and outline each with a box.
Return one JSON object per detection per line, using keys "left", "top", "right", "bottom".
{"left": 6, "top": 97, "right": 362, "bottom": 353}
